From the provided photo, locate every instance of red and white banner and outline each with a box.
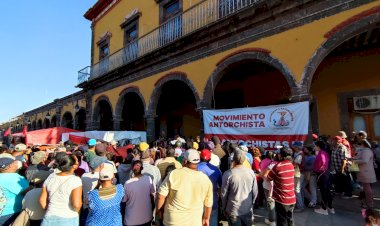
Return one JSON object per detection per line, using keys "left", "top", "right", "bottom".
{"left": 203, "top": 102, "right": 309, "bottom": 149}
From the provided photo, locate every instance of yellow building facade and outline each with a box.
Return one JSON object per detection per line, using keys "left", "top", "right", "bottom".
{"left": 2, "top": 0, "right": 380, "bottom": 143}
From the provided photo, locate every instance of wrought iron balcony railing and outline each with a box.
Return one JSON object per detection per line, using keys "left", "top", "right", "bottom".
{"left": 78, "top": 0, "right": 261, "bottom": 85}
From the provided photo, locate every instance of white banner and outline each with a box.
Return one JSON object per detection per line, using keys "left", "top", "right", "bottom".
{"left": 203, "top": 102, "right": 309, "bottom": 148}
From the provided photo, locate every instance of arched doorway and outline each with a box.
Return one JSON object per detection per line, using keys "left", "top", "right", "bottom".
{"left": 151, "top": 78, "right": 200, "bottom": 139}
{"left": 32, "top": 121, "right": 36, "bottom": 130}
{"left": 75, "top": 109, "right": 86, "bottom": 131}
{"left": 119, "top": 92, "right": 145, "bottom": 131}
{"left": 62, "top": 112, "right": 74, "bottom": 129}
{"left": 37, "top": 119, "right": 42, "bottom": 130}
{"left": 309, "top": 26, "right": 380, "bottom": 138}
{"left": 93, "top": 98, "right": 113, "bottom": 131}
{"left": 212, "top": 60, "right": 292, "bottom": 109}
{"left": 44, "top": 118, "right": 50, "bottom": 129}
{"left": 51, "top": 115, "right": 57, "bottom": 127}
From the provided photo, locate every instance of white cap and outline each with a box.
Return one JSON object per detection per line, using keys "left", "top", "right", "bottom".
{"left": 99, "top": 168, "right": 114, "bottom": 181}
{"left": 184, "top": 149, "right": 200, "bottom": 164}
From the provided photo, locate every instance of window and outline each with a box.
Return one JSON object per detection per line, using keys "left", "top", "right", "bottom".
{"left": 99, "top": 42, "right": 109, "bottom": 60}
{"left": 353, "top": 115, "right": 366, "bottom": 132}
{"left": 159, "top": 0, "right": 183, "bottom": 44}
{"left": 121, "top": 13, "right": 140, "bottom": 62}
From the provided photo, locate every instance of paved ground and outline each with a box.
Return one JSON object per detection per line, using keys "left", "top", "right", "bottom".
{"left": 221, "top": 181, "right": 380, "bottom": 226}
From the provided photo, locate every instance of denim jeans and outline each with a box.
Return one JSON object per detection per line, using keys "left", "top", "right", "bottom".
{"left": 303, "top": 172, "right": 317, "bottom": 205}
{"left": 227, "top": 211, "right": 252, "bottom": 226}
{"left": 264, "top": 188, "right": 275, "bottom": 222}
{"left": 42, "top": 215, "right": 79, "bottom": 226}
{"left": 294, "top": 175, "right": 304, "bottom": 209}
{"left": 210, "top": 208, "right": 219, "bottom": 226}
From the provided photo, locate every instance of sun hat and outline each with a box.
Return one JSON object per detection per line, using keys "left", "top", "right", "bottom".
{"left": 338, "top": 131, "right": 348, "bottom": 139}
{"left": 0, "top": 156, "right": 15, "bottom": 170}
{"left": 31, "top": 170, "right": 51, "bottom": 185}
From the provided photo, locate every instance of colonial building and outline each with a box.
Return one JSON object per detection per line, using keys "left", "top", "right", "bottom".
{"left": 2, "top": 0, "right": 380, "bottom": 142}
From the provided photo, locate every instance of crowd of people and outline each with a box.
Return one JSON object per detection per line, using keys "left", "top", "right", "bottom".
{"left": 0, "top": 130, "right": 379, "bottom": 226}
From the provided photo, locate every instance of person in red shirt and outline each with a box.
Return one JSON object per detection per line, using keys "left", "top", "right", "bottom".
{"left": 263, "top": 146, "right": 296, "bottom": 226}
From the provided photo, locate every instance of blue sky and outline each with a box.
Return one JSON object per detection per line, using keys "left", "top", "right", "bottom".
{"left": 0, "top": 0, "right": 96, "bottom": 123}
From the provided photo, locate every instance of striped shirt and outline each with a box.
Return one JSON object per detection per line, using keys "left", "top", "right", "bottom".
{"left": 267, "top": 160, "right": 296, "bottom": 205}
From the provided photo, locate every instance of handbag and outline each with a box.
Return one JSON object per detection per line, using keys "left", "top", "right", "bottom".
{"left": 350, "top": 161, "right": 360, "bottom": 172}
{"left": 11, "top": 209, "right": 30, "bottom": 226}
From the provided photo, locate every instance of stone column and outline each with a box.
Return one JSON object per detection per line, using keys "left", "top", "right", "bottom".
{"left": 113, "top": 114, "right": 121, "bottom": 131}
{"left": 54, "top": 99, "right": 62, "bottom": 127}
{"left": 289, "top": 93, "right": 313, "bottom": 144}
{"left": 85, "top": 90, "right": 94, "bottom": 131}
{"left": 145, "top": 113, "right": 157, "bottom": 143}
{"left": 197, "top": 100, "right": 208, "bottom": 140}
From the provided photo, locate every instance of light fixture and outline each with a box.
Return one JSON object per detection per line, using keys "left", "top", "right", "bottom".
{"left": 74, "top": 101, "right": 80, "bottom": 112}
{"left": 27, "top": 119, "right": 31, "bottom": 124}
{"left": 45, "top": 111, "right": 51, "bottom": 120}
{"left": 16, "top": 122, "right": 19, "bottom": 127}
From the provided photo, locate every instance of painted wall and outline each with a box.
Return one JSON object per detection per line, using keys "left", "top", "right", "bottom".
{"left": 92, "top": 1, "right": 380, "bottom": 111}
{"left": 92, "top": 0, "right": 205, "bottom": 64}
{"left": 311, "top": 50, "right": 380, "bottom": 136}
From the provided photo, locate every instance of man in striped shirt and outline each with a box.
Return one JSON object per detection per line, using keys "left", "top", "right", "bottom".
{"left": 264, "top": 146, "right": 296, "bottom": 226}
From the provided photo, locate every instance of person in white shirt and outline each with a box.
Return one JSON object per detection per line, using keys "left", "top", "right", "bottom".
{"left": 39, "top": 153, "right": 82, "bottom": 226}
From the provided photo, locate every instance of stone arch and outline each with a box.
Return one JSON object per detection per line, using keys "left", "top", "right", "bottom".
{"left": 300, "top": 6, "right": 380, "bottom": 94}
{"left": 93, "top": 95, "right": 114, "bottom": 130}
{"left": 202, "top": 49, "right": 299, "bottom": 108}
{"left": 74, "top": 108, "right": 86, "bottom": 131}
{"left": 148, "top": 72, "right": 201, "bottom": 115}
{"left": 115, "top": 86, "right": 146, "bottom": 130}
{"left": 37, "top": 119, "right": 43, "bottom": 130}
{"left": 62, "top": 111, "right": 74, "bottom": 129}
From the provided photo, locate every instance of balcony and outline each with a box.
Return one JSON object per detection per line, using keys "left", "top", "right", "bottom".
{"left": 77, "top": 0, "right": 263, "bottom": 85}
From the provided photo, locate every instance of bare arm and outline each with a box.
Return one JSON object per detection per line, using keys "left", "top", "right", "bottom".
{"left": 156, "top": 193, "right": 166, "bottom": 211}
{"left": 71, "top": 186, "right": 83, "bottom": 212}
{"left": 39, "top": 186, "right": 48, "bottom": 210}
{"left": 202, "top": 206, "right": 211, "bottom": 226}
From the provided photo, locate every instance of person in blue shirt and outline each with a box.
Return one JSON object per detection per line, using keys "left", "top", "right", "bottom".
{"left": 197, "top": 149, "right": 222, "bottom": 226}
{"left": 0, "top": 154, "right": 30, "bottom": 226}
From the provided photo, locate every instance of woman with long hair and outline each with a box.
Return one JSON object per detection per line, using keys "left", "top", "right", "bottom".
{"left": 39, "top": 153, "right": 82, "bottom": 226}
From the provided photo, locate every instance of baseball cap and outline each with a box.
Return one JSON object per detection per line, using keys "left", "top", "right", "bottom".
{"left": 99, "top": 168, "right": 114, "bottom": 181}
{"left": 0, "top": 156, "right": 15, "bottom": 170}
{"left": 200, "top": 149, "right": 211, "bottom": 161}
{"left": 89, "top": 156, "right": 107, "bottom": 169}
{"left": 31, "top": 170, "right": 51, "bottom": 185}
{"left": 292, "top": 141, "right": 303, "bottom": 148}
{"left": 31, "top": 151, "right": 46, "bottom": 165}
{"left": 88, "top": 139, "right": 96, "bottom": 146}
{"left": 139, "top": 142, "right": 149, "bottom": 152}
{"left": 184, "top": 149, "right": 200, "bottom": 164}
{"left": 14, "top": 144, "right": 27, "bottom": 152}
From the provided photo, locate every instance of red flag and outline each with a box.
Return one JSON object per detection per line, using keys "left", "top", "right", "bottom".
{"left": 3, "top": 128, "right": 11, "bottom": 137}
{"left": 22, "top": 125, "right": 28, "bottom": 145}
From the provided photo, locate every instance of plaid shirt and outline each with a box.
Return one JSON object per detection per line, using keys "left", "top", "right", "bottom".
{"left": 331, "top": 143, "right": 350, "bottom": 172}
